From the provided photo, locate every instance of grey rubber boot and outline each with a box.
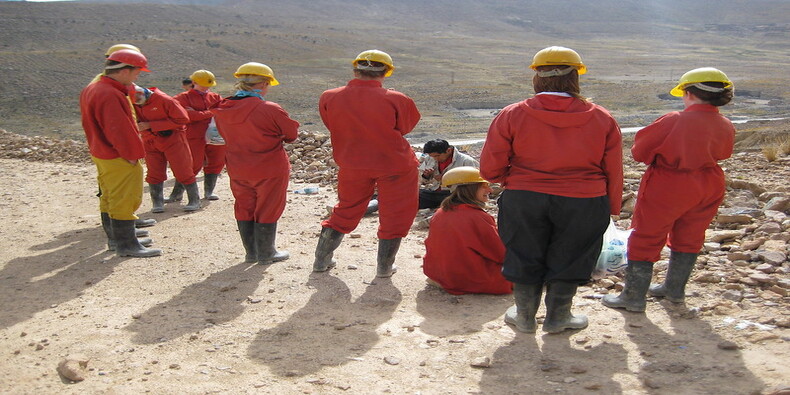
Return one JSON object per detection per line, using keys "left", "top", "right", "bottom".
{"left": 602, "top": 260, "right": 655, "bottom": 312}
{"left": 648, "top": 251, "right": 697, "bottom": 303}
{"left": 149, "top": 183, "right": 165, "bottom": 213}
{"left": 504, "top": 283, "right": 543, "bottom": 333}
{"left": 542, "top": 282, "right": 588, "bottom": 334}
{"left": 102, "top": 213, "right": 152, "bottom": 251}
{"left": 183, "top": 182, "right": 201, "bottom": 212}
{"left": 204, "top": 173, "right": 220, "bottom": 201}
{"left": 255, "top": 222, "right": 289, "bottom": 264}
{"left": 376, "top": 238, "right": 401, "bottom": 278}
{"left": 164, "top": 182, "right": 184, "bottom": 203}
{"left": 237, "top": 221, "right": 256, "bottom": 263}
{"left": 135, "top": 218, "right": 157, "bottom": 228}
{"left": 111, "top": 218, "right": 162, "bottom": 258}
{"left": 313, "top": 227, "right": 344, "bottom": 272}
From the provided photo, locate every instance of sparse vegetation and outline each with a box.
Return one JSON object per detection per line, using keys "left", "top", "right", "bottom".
{"left": 762, "top": 145, "right": 779, "bottom": 161}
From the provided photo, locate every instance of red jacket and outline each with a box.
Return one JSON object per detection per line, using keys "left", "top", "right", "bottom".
{"left": 480, "top": 94, "right": 623, "bottom": 215}
{"left": 319, "top": 79, "right": 421, "bottom": 172}
{"left": 632, "top": 104, "right": 734, "bottom": 169}
{"left": 210, "top": 96, "right": 299, "bottom": 180}
{"left": 133, "top": 88, "right": 189, "bottom": 137}
{"left": 80, "top": 76, "right": 145, "bottom": 161}
{"left": 173, "top": 89, "right": 222, "bottom": 140}
{"left": 423, "top": 204, "right": 511, "bottom": 295}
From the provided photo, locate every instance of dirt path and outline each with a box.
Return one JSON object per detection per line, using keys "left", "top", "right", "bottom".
{"left": 0, "top": 157, "right": 788, "bottom": 394}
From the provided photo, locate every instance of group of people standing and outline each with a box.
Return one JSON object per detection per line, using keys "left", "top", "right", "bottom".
{"left": 81, "top": 43, "right": 735, "bottom": 335}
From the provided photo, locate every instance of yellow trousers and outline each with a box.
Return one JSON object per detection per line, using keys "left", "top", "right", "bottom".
{"left": 92, "top": 156, "right": 143, "bottom": 220}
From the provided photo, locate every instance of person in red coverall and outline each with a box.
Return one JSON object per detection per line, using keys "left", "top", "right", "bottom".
{"left": 423, "top": 167, "right": 511, "bottom": 295}
{"left": 211, "top": 62, "right": 299, "bottom": 265}
{"left": 132, "top": 85, "right": 200, "bottom": 213}
{"left": 480, "top": 46, "right": 623, "bottom": 334}
{"left": 603, "top": 68, "right": 735, "bottom": 313}
{"left": 170, "top": 69, "right": 224, "bottom": 203}
{"left": 312, "top": 49, "right": 421, "bottom": 278}
{"left": 80, "top": 49, "right": 161, "bottom": 258}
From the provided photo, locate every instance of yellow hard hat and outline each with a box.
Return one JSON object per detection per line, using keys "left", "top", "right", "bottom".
{"left": 190, "top": 69, "right": 217, "bottom": 88}
{"left": 670, "top": 67, "right": 733, "bottom": 97}
{"left": 105, "top": 44, "right": 140, "bottom": 57}
{"left": 233, "top": 62, "right": 279, "bottom": 86}
{"left": 530, "top": 46, "right": 587, "bottom": 75}
{"left": 441, "top": 166, "right": 487, "bottom": 188}
{"left": 352, "top": 49, "right": 394, "bottom": 77}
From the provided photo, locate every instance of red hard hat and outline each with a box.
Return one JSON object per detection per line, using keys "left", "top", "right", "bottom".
{"left": 107, "top": 49, "right": 150, "bottom": 72}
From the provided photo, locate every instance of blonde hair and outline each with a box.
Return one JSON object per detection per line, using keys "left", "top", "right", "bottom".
{"left": 234, "top": 74, "right": 271, "bottom": 91}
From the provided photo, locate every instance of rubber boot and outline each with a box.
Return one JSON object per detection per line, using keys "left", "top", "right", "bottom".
{"left": 542, "top": 282, "right": 588, "bottom": 334}
{"left": 238, "top": 221, "right": 256, "bottom": 263}
{"left": 255, "top": 222, "right": 289, "bottom": 264}
{"left": 111, "top": 218, "right": 162, "bottom": 257}
{"left": 164, "top": 182, "right": 184, "bottom": 203}
{"left": 504, "top": 283, "right": 543, "bottom": 333}
{"left": 182, "top": 182, "right": 201, "bottom": 212}
{"left": 313, "top": 227, "right": 344, "bottom": 272}
{"left": 376, "top": 238, "right": 401, "bottom": 278}
{"left": 135, "top": 218, "right": 157, "bottom": 228}
{"left": 204, "top": 173, "right": 220, "bottom": 201}
{"left": 648, "top": 251, "right": 697, "bottom": 303}
{"left": 102, "top": 213, "right": 152, "bottom": 251}
{"left": 149, "top": 183, "right": 165, "bottom": 213}
{"left": 601, "top": 260, "right": 654, "bottom": 312}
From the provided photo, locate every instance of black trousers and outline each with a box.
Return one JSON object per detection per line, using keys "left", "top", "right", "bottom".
{"left": 497, "top": 190, "right": 610, "bottom": 285}
{"left": 418, "top": 189, "right": 451, "bottom": 209}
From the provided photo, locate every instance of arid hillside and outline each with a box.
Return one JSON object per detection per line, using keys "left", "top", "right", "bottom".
{"left": 0, "top": 0, "right": 789, "bottom": 142}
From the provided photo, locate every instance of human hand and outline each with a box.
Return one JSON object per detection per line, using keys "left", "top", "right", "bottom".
{"left": 137, "top": 122, "right": 150, "bottom": 131}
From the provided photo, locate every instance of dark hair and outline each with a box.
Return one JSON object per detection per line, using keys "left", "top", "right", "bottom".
{"left": 423, "top": 139, "right": 450, "bottom": 154}
{"left": 104, "top": 59, "right": 136, "bottom": 74}
{"left": 182, "top": 78, "right": 193, "bottom": 85}
{"left": 532, "top": 66, "right": 585, "bottom": 100}
{"left": 685, "top": 82, "right": 733, "bottom": 106}
{"left": 440, "top": 183, "right": 485, "bottom": 211}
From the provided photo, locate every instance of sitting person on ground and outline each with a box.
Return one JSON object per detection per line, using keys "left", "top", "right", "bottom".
{"left": 418, "top": 139, "right": 478, "bottom": 209}
{"left": 423, "top": 167, "right": 512, "bottom": 295}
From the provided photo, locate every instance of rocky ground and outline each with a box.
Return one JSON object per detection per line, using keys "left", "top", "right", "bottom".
{"left": 0, "top": 125, "right": 788, "bottom": 394}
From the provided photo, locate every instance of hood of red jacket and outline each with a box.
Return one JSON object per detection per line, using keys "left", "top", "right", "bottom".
{"left": 520, "top": 95, "right": 596, "bottom": 128}
{"left": 210, "top": 97, "right": 259, "bottom": 125}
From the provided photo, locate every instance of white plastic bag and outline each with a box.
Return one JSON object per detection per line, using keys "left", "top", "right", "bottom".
{"left": 592, "top": 219, "right": 632, "bottom": 279}
{"left": 205, "top": 119, "right": 225, "bottom": 145}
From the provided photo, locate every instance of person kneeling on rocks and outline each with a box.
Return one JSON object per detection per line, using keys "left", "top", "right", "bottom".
{"left": 423, "top": 167, "right": 511, "bottom": 295}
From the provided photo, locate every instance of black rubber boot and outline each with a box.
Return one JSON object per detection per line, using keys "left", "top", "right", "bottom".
{"left": 111, "top": 218, "right": 162, "bottom": 258}
{"left": 255, "top": 222, "right": 289, "bottom": 264}
{"left": 648, "top": 251, "right": 697, "bottom": 303}
{"left": 376, "top": 238, "right": 401, "bottom": 278}
{"left": 149, "top": 183, "right": 164, "bottom": 213}
{"left": 504, "top": 283, "right": 543, "bottom": 333}
{"left": 204, "top": 173, "right": 220, "bottom": 201}
{"left": 164, "top": 182, "right": 184, "bottom": 203}
{"left": 313, "top": 227, "right": 344, "bottom": 272}
{"left": 183, "top": 182, "right": 201, "bottom": 212}
{"left": 237, "top": 221, "right": 256, "bottom": 263}
{"left": 602, "top": 260, "right": 654, "bottom": 312}
{"left": 135, "top": 218, "right": 157, "bottom": 228}
{"left": 542, "top": 282, "right": 588, "bottom": 334}
{"left": 102, "top": 213, "right": 152, "bottom": 250}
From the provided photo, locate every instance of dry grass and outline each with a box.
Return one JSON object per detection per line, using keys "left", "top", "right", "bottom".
{"left": 780, "top": 136, "right": 790, "bottom": 155}
{"left": 762, "top": 145, "right": 779, "bottom": 162}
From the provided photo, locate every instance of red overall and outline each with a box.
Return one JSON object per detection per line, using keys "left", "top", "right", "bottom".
{"left": 480, "top": 95, "right": 623, "bottom": 215}
{"left": 628, "top": 104, "right": 735, "bottom": 262}
{"left": 424, "top": 204, "right": 511, "bottom": 295}
{"left": 210, "top": 96, "right": 299, "bottom": 223}
{"left": 173, "top": 89, "right": 225, "bottom": 175}
{"left": 319, "top": 79, "right": 421, "bottom": 239}
{"left": 133, "top": 88, "right": 195, "bottom": 185}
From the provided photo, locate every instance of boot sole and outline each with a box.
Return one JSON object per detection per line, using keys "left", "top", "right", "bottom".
{"left": 601, "top": 299, "right": 646, "bottom": 313}
{"left": 504, "top": 314, "right": 536, "bottom": 333}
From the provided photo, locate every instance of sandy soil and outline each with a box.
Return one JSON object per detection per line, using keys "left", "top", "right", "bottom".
{"left": 0, "top": 157, "right": 788, "bottom": 395}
